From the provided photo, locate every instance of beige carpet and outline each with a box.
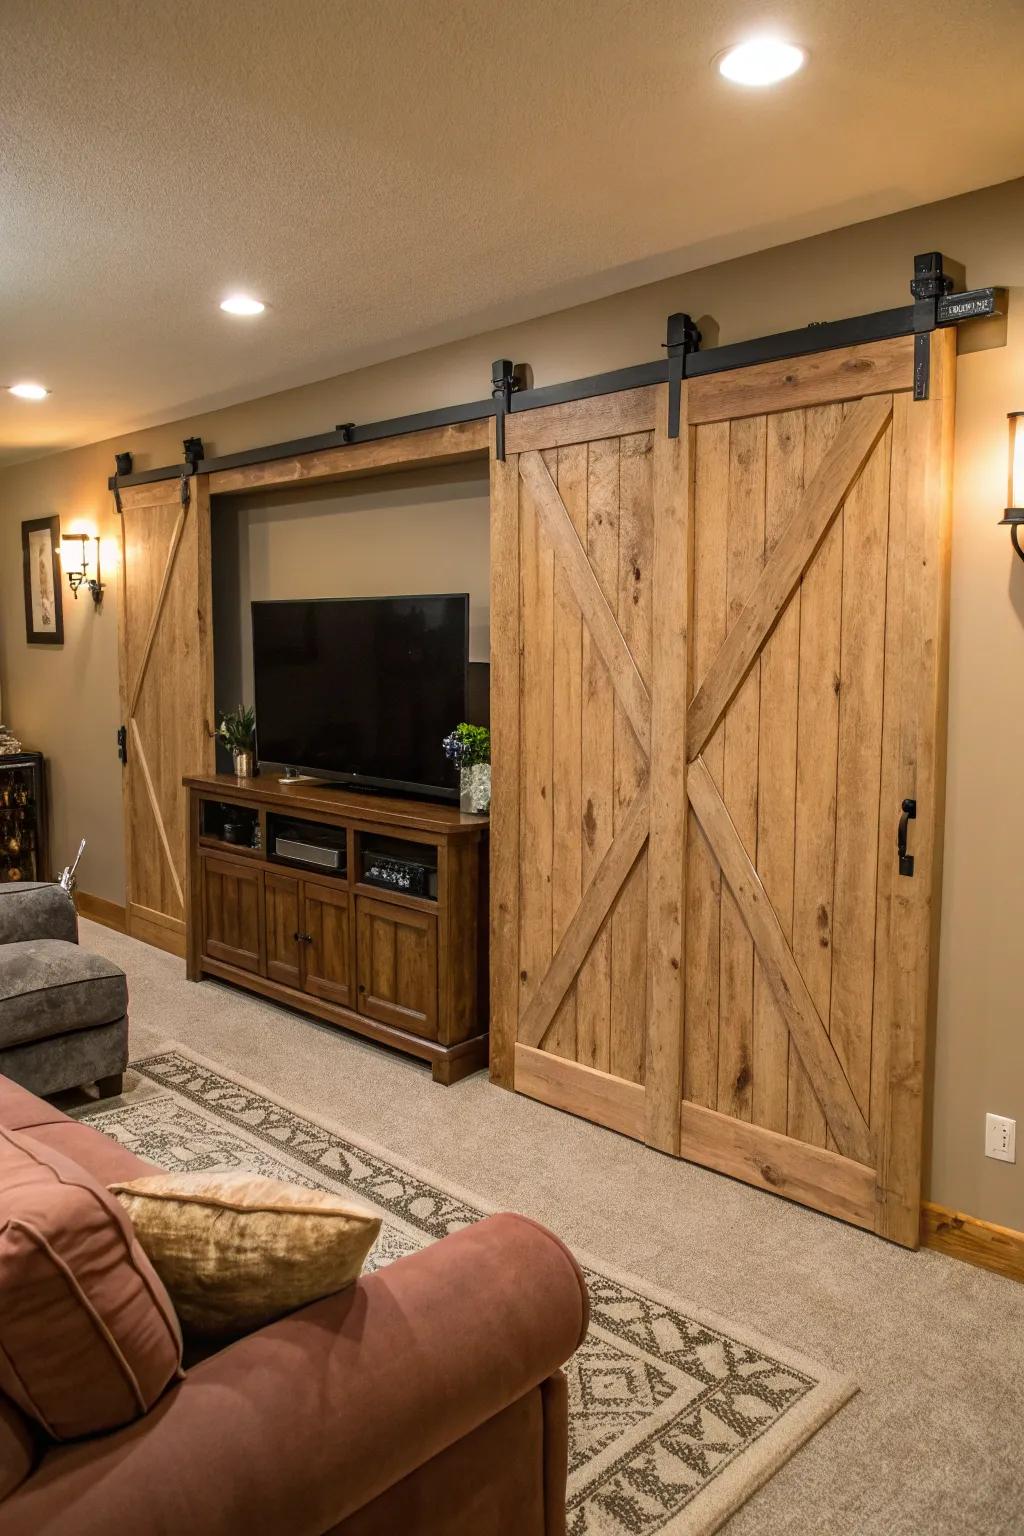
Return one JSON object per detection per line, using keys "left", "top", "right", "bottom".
{"left": 77, "top": 1045, "right": 853, "bottom": 1535}
{"left": 76, "top": 920, "right": 1024, "bottom": 1534}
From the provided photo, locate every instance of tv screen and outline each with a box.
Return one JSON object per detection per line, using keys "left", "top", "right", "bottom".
{"left": 252, "top": 595, "right": 468, "bottom": 800}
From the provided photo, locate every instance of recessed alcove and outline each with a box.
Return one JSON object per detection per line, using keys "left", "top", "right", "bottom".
{"left": 210, "top": 459, "right": 490, "bottom": 769}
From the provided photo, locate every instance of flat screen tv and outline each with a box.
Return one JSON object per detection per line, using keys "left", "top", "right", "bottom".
{"left": 252, "top": 594, "right": 468, "bottom": 800}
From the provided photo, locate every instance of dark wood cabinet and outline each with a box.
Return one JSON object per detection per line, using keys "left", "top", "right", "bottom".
{"left": 202, "top": 855, "right": 265, "bottom": 974}
{"left": 265, "top": 871, "right": 302, "bottom": 988}
{"left": 185, "top": 775, "right": 487, "bottom": 1084}
{"left": 356, "top": 896, "right": 437, "bottom": 1039}
{"left": 304, "top": 884, "right": 354, "bottom": 1009}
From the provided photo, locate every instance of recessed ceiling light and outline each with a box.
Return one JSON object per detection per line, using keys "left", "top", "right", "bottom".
{"left": 718, "top": 39, "right": 806, "bottom": 86}
{"left": 220, "top": 294, "right": 265, "bottom": 316}
{"left": 7, "top": 382, "right": 49, "bottom": 401}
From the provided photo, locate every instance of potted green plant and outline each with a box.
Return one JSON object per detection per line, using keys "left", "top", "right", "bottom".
{"left": 218, "top": 704, "right": 256, "bottom": 779}
{"left": 442, "top": 723, "right": 491, "bottom": 814}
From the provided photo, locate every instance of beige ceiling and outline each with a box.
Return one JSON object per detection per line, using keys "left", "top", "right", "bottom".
{"left": 2, "top": 0, "right": 1023, "bottom": 465}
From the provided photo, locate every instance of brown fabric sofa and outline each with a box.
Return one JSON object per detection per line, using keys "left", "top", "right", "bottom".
{"left": 0, "top": 1075, "right": 588, "bottom": 1536}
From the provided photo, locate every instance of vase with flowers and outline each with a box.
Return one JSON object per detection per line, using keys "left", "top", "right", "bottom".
{"left": 442, "top": 723, "right": 491, "bottom": 814}
{"left": 218, "top": 704, "right": 256, "bottom": 779}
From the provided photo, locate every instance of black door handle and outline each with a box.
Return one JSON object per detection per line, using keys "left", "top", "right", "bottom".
{"left": 897, "top": 798, "right": 916, "bottom": 877}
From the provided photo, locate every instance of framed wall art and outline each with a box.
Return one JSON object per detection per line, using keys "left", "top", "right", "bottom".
{"left": 22, "top": 515, "right": 64, "bottom": 645}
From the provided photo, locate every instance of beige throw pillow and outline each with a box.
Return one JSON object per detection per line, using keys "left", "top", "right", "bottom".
{"left": 110, "top": 1172, "right": 381, "bottom": 1337}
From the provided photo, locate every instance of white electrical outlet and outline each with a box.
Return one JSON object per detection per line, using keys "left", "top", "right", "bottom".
{"left": 985, "top": 1113, "right": 1016, "bottom": 1164}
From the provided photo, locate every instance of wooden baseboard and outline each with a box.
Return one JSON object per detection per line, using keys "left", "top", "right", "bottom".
{"left": 921, "top": 1201, "right": 1024, "bottom": 1283}
{"left": 75, "top": 890, "right": 128, "bottom": 933}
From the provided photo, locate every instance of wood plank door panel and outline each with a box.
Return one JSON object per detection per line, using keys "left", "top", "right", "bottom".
{"left": 679, "top": 331, "right": 953, "bottom": 1243}
{"left": 491, "top": 385, "right": 688, "bottom": 1150}
{"left": 356, "top": 895, "right": 438, "bottom": 1038}
{"left": 265, "top": 872, "right": 302, "bottom": 988}
{"left": 493, "top": 334, "right": 953, "bottom": 1247}
{"left": 201, "top": 855, "right": 265, "bottom": 974}
{"left": 118, "top": 476, "right": 214, "bottom": 956}
{"left": 303, "top": 882, "right": 354, "bottom": 1008}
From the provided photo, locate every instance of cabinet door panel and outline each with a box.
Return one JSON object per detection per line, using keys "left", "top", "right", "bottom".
{"left": 202, "top": 856, "right": 264, "bottom": 974}
{"left": 356, "top": 896, "right": 438, "bottom": 1039}
{"left": 303, "top": 883, "right": 353, "bottom": 1007}
{"left": 266, "top": 872, "right": 302, "bottom": 988}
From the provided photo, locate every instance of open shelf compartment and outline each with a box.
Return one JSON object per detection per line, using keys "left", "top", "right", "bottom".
{"left": 356, "top": 831, "right": 438, "bottom": 901}
{"left": 266, "top": 812, "right": 348, "bottom": 878}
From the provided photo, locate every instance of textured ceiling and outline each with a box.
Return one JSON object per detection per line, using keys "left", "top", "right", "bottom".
{"left": 1, "top": 0, "right": 1023, "bottom": 464}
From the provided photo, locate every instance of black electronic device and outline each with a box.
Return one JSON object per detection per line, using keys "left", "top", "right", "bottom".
{"left": 362, "top": 853, "right": 436, "bottom": 900}
{"left": 252, "top": 594, "right": 469, "bottom": 801}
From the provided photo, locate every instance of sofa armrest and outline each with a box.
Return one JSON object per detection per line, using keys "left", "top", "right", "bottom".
{"left": 0, "top": 885, "right": 77, "bottom": 946}
{"left": 0, "top": 1212, "right": 588, "bottom": 1536}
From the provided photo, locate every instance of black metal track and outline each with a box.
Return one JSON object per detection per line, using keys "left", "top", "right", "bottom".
{"left": 102, "top": 291, "right": 966, "bottom": 492}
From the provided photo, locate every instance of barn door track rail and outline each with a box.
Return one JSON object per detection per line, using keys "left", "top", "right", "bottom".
{"left": 108, "top": 251, "right": 1004, "bottom": 490}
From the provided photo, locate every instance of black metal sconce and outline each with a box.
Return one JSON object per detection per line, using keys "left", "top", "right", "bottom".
{"left": 61, "top": 533, "right": 104, "bottom": 607}
{"left": 999, "top": 412, "right": 1024, "bottom": 562}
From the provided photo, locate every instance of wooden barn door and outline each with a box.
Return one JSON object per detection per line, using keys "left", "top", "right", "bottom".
{"left": 492, "top": 331, "right": 953, "bottom": 1248}
{"left": 489, "top": 386, "right": 689, "bottom": 1155}
{"left": 117, "top": 476, "right": 215, "bottom": 956}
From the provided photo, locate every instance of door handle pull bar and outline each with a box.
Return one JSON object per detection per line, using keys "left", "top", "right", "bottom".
{"left": 897, "top": 798, "right": 917, "bottom": 877}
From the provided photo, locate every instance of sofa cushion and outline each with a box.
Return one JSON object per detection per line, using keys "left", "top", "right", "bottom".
{"left": 24, "top": 1118, "right": 155, "bottom": 1186}
{"left": 0, "top": 1394, "right": 34, "bottom": 1503}
{"left": 0, "top": 884, "right": 77, "bottom": 946}
{"left": 0, "top": 941, "right": 127, "bottom": 1047}
{"left": 111, "top": 1171, "right": 381, "bottom": 1338}
{"left": 0, "top": 1125, "right": 183, "bottom": 1440}
{"left": 0, "top": 1074, "right": 68, "bottom": 1134}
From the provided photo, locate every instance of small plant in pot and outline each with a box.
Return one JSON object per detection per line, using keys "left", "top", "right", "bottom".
{"left": 218, "top": 704, "right": 256, "bottom": 779}
{"left": 442, "top": 723, "right": 491, "bottom": 814}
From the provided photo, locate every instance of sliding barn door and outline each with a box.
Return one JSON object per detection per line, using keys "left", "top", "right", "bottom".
{"left": 117, "top": 476, "right": 215, "bottom": 956}
{"left": 489, "top": 387, "right": 688, "bottom": 1153}
{"left": 492, "top": 331, "right": 954, "bottom": 1248}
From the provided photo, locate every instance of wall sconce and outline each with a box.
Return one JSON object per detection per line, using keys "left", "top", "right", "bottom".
{"left": 61, "top": 533, "right": 105, "bottom": 607}
{"left": 998, "top": 412, "right": 1024, "bottom": 563}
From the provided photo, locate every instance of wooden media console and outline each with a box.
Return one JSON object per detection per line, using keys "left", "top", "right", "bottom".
{"left": 184, "top": 773, "right": 488, "bottom": 1084}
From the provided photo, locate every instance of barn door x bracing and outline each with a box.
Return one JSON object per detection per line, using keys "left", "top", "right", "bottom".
{"left": 491, "top": 331, "right": 954, "bottom": 1247}
{"left": 117, "top": 475, "right": 215, "bottom": 957}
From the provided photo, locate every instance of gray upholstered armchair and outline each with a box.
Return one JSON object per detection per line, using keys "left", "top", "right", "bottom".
{"left": 0, "top": 882, "right": 128, "bottom": 1099}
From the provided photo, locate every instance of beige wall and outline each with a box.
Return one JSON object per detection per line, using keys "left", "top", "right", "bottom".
{"left": 1, "top": 176, "right": 1022, "bottom": 1229}
{"left": 211, "top": 461, "right": 491, "bottom": 726}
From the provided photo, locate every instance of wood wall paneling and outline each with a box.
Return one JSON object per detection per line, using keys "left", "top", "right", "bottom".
{"left": 208, "top": 418, "right": 489, "bottom": 496}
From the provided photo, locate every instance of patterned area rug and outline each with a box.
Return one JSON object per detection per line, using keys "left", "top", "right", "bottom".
{"left": 75, "top": 1047, "right": 855, "bottom": 1535}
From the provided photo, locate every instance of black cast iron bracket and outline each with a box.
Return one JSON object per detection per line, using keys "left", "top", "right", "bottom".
{"left": 180, "top": 436, "right": 205, "bottom": 507}
{"left": 909, "top": 252, "right": 1004, "bottom": 401}
{"left": 111, "top": 451, "right": 133, "bottom": 514}
{"left": 910, "top": 252, "right": 958, "bottom": 401}
{"left": 662, "top": 312, "right": 702, "bottom": 439}
{"left": 491, "top": 360, "right": 521, "bottom": 461}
